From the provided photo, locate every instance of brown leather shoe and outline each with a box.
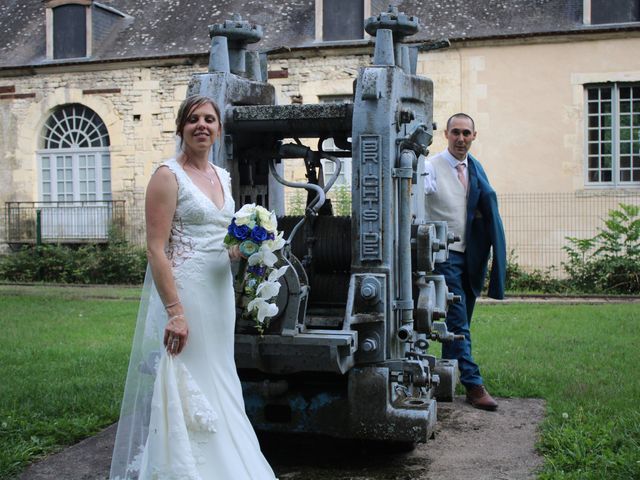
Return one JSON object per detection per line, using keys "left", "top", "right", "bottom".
{"left": 466, "top": 385, "right": 498, "bottom": 411}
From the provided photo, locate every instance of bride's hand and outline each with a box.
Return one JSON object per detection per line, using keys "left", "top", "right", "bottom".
{"left": 164, "top": 312, "right": 189, "bottom": 356}
{"left": 228, "top": 244, "right": 244, "bottom": 261}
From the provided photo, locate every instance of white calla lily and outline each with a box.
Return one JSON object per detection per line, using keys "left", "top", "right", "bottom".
{"left": 247, "top": 297, "right": 279, "bottom": 323}
{"left": 268, "top": 265, "right": 289, "bottom": 283}
{"left": 256, "top": 280, "right": 281, "bottom": 299}
{"left": 264, "top": 231, "right": 286, "bottom": 252}
{"left": 247, "top": 244, "right": 278, "bottom": 268}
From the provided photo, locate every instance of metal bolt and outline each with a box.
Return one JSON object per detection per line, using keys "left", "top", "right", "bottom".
{"left": 362, "top": 338, "right": 378, "bottom": 352}
{"left": 360, "top": 277, "right": 380, "bottom": 302}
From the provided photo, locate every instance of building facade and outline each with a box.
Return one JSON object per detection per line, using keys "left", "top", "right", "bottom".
{"left": 1, "top": 0, "right": 639, "bottom": 270}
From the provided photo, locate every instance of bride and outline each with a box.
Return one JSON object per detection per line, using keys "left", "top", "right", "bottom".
{"left": 110, "top": 95, "right": 277, "bottom": 479}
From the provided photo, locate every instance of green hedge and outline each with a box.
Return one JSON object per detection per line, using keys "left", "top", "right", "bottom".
{"left": 0, "top": 240, "right": 146, "bottom": 285}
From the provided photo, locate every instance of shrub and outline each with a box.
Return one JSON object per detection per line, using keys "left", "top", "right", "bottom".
{"left": 332, "top": 184, "right": 352, "bottom": 217}
{"left": 0, "top": 237, "right": 146, "bottom": 285}
{"left": 562, "top": 203, "right": 640, "bottom": 294}
{"left": 504, "top": 250, "right": 567, "bottom": 294}
{"left": 287, "top": 190, "right": 306, "bottom": 216}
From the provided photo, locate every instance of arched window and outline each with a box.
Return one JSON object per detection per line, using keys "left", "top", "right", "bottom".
{"left": 38, "top": 104, "right": 112, "bottom": 202}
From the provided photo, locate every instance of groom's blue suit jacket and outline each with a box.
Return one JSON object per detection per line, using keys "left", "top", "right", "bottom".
{"left": 464, "top": 155, "right": 507, "bottom": 299}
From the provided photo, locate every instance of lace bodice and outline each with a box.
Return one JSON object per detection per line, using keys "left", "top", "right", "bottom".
{"left": 162, "top": 159, "right": 235, "bottom": 270}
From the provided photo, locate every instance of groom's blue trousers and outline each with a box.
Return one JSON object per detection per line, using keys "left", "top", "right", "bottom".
{"left": 434, "top": 251, "right": 483, "bottom": 388}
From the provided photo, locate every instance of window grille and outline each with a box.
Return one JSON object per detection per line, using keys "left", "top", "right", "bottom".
{"left": 38, "top": 104, "right": 112, "bottom": 202}
{"left": 585, "top": 83, "right": 640, "bottom": 186}
{"left": 43, "top": 104, "right": 110, "bottom": 149}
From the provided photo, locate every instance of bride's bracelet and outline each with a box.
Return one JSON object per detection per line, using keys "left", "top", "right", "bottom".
{"left": 164, "top": 299, "right": 181, "bottom": 310}
{"left": 168, "top": 314, "right": 185, "bottom": 322}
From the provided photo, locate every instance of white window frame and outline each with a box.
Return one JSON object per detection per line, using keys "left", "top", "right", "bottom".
{"left": 584, "top": 82, "right": 640, "bottom": 188}
{"left": 38, "top": 103, "right": 112, "bottom": 201}
{"left": 37, "top": 148, "right": 112, "bottom": 202}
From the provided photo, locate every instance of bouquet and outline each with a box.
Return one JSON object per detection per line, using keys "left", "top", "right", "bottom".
{"left": 224, "top": 204, "right": 287, "bottom": 334}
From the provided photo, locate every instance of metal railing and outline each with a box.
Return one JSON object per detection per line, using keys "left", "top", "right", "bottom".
{"left": 498, "top": 191, "right": 640, "bottom": 276}
{"left": 5, "top": 200, "right": 126, "bottom": 245}
{"left": 7, "top": 192, "right": 637, "bottom": 277}
{"left": 282, "top": 189, "right": 640, "bottom": 277}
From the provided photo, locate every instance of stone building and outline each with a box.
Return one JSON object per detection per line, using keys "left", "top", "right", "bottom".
{"left": 1, "top": 0, "right": 639, "bottom": 269}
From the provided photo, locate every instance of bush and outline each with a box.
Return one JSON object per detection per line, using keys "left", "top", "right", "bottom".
{"left": 562, "top": 203, "right": 640, "bottom": 294}
{"left": 505, "top": 250, "right": 567, "bottom": 293}
{"left": 287, "top": 190, "right": 306, "bottom": 216}
{"left": 332, "top": 184, "right": 352, "bottom": 216}
{"left": 0, "top": 236, "right": 146, "bottom": 285}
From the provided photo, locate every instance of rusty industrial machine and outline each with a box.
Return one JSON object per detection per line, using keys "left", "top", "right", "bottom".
{"left": 186, "top": 6, "right": 461, "bottom": 444}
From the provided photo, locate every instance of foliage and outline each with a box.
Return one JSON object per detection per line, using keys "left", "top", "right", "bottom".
{"left": 505, "top": 249, "right": 567, "bottom": 294}
{"left": 287, "top": 189, "right": 306, "bottom": 216}
{"left": 0, "top": 234, "right": 146, "bottom": 285}
{"left": 286, "top": 185, "right": 351, "bottom": 217}
{"left": 332, "top": 184, "right": 352, "bottom": 216}
{"left": 562, "top": 203, "right": 640, "bottom": 294}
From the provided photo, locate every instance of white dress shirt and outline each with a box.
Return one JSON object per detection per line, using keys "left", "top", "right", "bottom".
{"left": 424, "top": 149, "right": 469, "bottom": 194}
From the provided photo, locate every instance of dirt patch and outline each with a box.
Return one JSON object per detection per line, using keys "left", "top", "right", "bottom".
{"left": 18, "top": 397, "right": 545, "bottom": 480}
{"left": 424, "top": 397, "right": 545, "bottom": 480}
{"left": 264, "top": 397, "right": 545, "bottom": 480}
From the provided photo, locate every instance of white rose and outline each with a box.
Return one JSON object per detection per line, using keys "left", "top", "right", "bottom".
{"left": 256, "top": 207, "right": 277, "bottom": 232}
{"left": 234, "top": 203, "right": 256, "bottom": 227}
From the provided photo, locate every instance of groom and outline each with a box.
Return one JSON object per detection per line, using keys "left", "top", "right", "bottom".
{"left": 423, "top": 113, "right": 506, "bottom": 410}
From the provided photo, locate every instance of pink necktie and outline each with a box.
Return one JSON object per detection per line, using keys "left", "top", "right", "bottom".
{"left": 456, "top": 163, "right": 468, "bottom": 190}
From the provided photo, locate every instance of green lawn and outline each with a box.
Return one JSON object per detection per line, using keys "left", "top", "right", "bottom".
{"left": 473, "top": 303, "right": 640, "bottom": 480}
{"left": 0, "top": 293, "right": 137, "bottom": 479}
{"left": 1, "top": 289, "right": 639, "bottom": 479}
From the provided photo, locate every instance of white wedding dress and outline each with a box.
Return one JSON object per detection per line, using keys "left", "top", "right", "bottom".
{"left": 110, "top": 159, "right": 276, "bottom": 480}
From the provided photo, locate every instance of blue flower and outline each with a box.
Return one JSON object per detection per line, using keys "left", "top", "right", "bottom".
{"left": 239, "top": 240, "right": 259, "bottom": 257}
{"left": 232, "top": 222, "right": 250, "bottom": 241}
{"left": 248, "top": 265, "right": 266, "bottom": 277}
{"left": 250, "top": 225, "right": 268, "bottom": 243}
{"left": 227, "top": 219, "right": 236, "bottom": 235}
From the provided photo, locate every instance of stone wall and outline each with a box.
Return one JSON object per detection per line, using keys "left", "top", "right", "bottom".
{"left": 0, "top": 61, "right": 208, "bottom": 246}
{"left": 268, "top": 50, "right": 372, "bottom": 105}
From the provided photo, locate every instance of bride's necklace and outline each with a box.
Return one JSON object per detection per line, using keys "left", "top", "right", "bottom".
{"left": 184, "top": 159, "right": 216, "bottom": 186}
